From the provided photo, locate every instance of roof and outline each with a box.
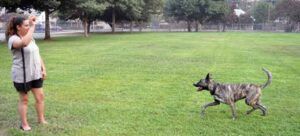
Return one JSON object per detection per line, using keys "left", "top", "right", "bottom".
{"left": 234, "top": 9, "right": 246, "bottom": 17}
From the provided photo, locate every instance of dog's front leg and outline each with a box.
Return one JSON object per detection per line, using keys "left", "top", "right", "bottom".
{"left": 201, "top": 101, "right": 220, "bottom": 117}
{"left": 214, "top": 95, "right": 225, "bottom": 103}
{"left": 229, "top": 103, "right": 237, "bottom": 120}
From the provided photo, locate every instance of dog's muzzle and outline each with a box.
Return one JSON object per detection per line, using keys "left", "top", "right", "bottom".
{"left": 193, "top": 83, "right": 203, "bottom": 91}
{"left": 197, "top": 86, "right": 203, "bottom": 91}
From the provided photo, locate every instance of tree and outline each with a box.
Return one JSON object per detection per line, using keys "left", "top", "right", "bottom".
{"left": 164, "top": 0, "right": 229, "bottom": 32}
{"left": 101, "top": 0, "right": 146, "bottom": 33}
{"left": 0, "top": 0, "right": 23, "bottom": 12}
{"left": 273, "top": 0, "right": 300, "bottom": 32}
{"left": 136, "top": 0, "right": 164, "bottom": 32}
{"left": 30, "top": 0, "right": 61, "bottom": 40}
{"left": 59, "top": 0, "right": 106, "bottom": 37}
{"left": 143, "top": 0, "right": 163, "bottom": 14}
{"left": 238, "top": 13, "right": 254, "bottom": 24}
{"left": 252, "top": 1, "right": 273, "bottom": 23}
{"left": 121, "top": 0, "right": 144, "bottom": 32}
{"left": 206, "top": 0, "right": 231, "bottom": 32}
{"left": 193, "top": 0, "right": 209, "bottom": 32}
{"left": 100, "top": 0, "right": 163, "bottom": 32}
{"left": 164, "top": 0, "right": 201, "bottom": 32}
{"left": 0, "top": 0, "right": 60, "bottom": 40}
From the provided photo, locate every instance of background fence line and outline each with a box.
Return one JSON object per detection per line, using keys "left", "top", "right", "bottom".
{"left": 0, "top": 21, "right": 299, "bottom": 41}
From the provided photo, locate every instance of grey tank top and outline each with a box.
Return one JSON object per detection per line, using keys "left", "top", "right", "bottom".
{"left": 8, "top": 35, "right": 42, "bottom": 83}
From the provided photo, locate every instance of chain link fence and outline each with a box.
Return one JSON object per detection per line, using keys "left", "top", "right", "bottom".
{"left": 1, "top": 20, "right": 299, "bottom": 41}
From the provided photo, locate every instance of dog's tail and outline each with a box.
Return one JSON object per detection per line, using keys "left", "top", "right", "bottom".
{"left": 260, "top": 68, "right": 272, "bottom": 89}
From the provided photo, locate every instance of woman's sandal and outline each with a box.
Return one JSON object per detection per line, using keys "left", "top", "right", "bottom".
{"left": 20, "top": 125, "right": 31, "bottom": 131}
{"left": 38, "top": 121, "right": 48, "bottom": 125}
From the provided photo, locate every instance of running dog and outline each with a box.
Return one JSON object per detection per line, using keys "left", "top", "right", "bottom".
{"left": 193, "top": 68, "right": 272, "bottom": 120}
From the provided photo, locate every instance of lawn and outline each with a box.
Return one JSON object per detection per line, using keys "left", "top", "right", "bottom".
{"left": 0, "top": 32, "right": 299, "bottom": 136}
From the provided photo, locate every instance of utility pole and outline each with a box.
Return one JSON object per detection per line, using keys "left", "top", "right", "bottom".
{"left": 267, "top": 3, "right": 270, "bottom": 23}
{"left": 267, "top": 0, "right": 275, "bottom": 23}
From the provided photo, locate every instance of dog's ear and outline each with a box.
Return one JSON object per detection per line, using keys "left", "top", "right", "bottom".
{"left": 205, "top": 73, "right": 212, "bottom": 81}
{"left": 205, "top": 73, "right": 210, "bottom": 80}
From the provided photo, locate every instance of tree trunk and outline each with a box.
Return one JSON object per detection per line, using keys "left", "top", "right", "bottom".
{"left": 112, "top": 7, "right": 115, "bottom": 33}
{"left": 298, "top": 22, "right": 300, "bottom": 32}
{"left": 187, "top": 20, "right": 191, "bottom": 32}
{"left": 217, "top": 23, "right": 221, "bottom": 32}
{"left": 222, "top": 22, "right": 226, "bottom": 32}
{"left": 199, "top": 23, "right": 202, "bottom": 31}
{"left": 130, "top": 21, "right": 133, "bottom": 32}
{"left": 82, "top": 17, "right": 88, "bottom": 37}
{"left": 195, "top": 21, "right": 199, "bottom": 32}
{"left": 139, "top": 21, "right": 143, "bottom": 32}
{"left": 87, "top": 20, "right": 92, "bottom": 33}
{"left": 44, "top": 9, "right": 51, "bottom": 40}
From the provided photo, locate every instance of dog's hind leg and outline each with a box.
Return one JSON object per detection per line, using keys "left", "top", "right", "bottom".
{"left": 201, "top": 101, "right": 220, "bottom": 117}
{"left": 245, "top": 96, "right": 259, "bottom": 115}
{"left": 245, "top": 103, "right": 267, "bottom": 116}
{"left": 246, "top": 107, "right": 257, "bottom": 115}
{"left": 257, "top": 103, "right": 267, "bottom": 116}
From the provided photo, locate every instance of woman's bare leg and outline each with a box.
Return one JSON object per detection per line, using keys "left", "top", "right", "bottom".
{"left": 18, "top": 92, "right": 31, "bottom": 130}
{"left": 31, "top": 88, "right": 47, "bottom": 124}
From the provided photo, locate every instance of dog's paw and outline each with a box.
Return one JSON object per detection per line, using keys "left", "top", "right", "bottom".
{"left": 261, "top": 113, "right": 267, "bottom": 116}
{"left": 200, "top": 112, "right": 205, "bottom": 118}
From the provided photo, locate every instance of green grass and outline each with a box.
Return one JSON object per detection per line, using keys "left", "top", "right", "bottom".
{"left": 0, "top": 32, "right": 299, "bottom": 136}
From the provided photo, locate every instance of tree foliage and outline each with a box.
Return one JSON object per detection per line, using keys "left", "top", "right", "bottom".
{"left": 139, "top": 0, "right": 164, "bottom": 22}
{"left": 273, "top": 0, "right": 300, "bottom": 23}
{"left": 59, "top": 0, "right": 107, "bottom": 37}
{"left": 31, "top": 0, "right": 61, "bottom": 40}
{"left": 0, "top": 0, "right": 29, "bottom": 12}
{"left": 0, "top": 0, "right": 61, "bottom": 40}
{"left": 273, "top": 0, "right": 300, "bottom": 32}
{"left": 164, "top": 0, "right": 229, "bottom": 32}
{"left": 100, "top": 0, "right": 144, "bottom": 32}
{"left": 100, "top": 0, "right": 163, "bottom": 32}
{"left": 252, "top": 1, "right": 273, "bottom": 23}
{"left": 239, "top": 13, "right": 254, "bottom": 24}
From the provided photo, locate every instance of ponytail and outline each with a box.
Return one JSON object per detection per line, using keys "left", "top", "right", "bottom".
{"left": 5, "top": 14, "right": 27, "bottom": 41}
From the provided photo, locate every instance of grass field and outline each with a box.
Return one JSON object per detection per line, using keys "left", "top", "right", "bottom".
{"left": 0, "top": 32, "right": 299, "bottom": 136}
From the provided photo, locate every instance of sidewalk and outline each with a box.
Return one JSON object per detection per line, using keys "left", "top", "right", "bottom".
{"left": 0, "top": 30, "right": 84, "bottom": 42}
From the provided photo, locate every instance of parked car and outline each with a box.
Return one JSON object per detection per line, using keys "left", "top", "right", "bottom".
{"left": 51, "top": 26, "right": 62, "bottom": 31}
{"left": 35, "top": 24, "right": 63, "bottom": 32}
{"left": 35, "top": 24, "right": 45, "bottom": 33}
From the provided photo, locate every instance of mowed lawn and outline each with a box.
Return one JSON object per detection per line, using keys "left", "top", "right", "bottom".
{"left": 0, "top": 32, "right": 299, "bottom": 136}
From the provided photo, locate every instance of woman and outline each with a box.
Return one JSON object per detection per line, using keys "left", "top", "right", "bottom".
{"left": 5, "top": 15, "right": 47, "bottom": 131}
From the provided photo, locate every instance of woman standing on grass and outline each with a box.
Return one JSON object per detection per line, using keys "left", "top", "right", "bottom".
{"left": 5, "top": 15, "right": 47, "bottom": 131}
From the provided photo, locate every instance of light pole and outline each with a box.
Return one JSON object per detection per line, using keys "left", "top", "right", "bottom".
{"left": 266, "top": 0, "right": 275, "bottom": 23}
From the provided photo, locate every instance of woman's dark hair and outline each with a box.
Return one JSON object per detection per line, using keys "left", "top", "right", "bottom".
{"left": 5, "top": 15, "right": 27, "bottom": 41}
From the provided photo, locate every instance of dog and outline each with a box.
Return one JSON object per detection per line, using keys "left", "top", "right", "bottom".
{"left": 193, "top": 68, "right": 272, "bottom": 120}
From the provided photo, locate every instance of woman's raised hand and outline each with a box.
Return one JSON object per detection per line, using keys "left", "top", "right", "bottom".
{"left": 29, "top": 15, "right": 37, "bottom": 26}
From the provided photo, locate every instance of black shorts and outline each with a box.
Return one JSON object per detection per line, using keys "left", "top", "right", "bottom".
{"left": 14, "top": 78, "right": 43, "bottom": 94}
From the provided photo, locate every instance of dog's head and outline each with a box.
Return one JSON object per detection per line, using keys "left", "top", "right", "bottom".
{"left": 193, "top": 73, "right": 213, "bottom": 91}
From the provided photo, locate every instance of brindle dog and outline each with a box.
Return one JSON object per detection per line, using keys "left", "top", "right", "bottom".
{"left": 193, "top": 68, "right": 272, "bottom": 120}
